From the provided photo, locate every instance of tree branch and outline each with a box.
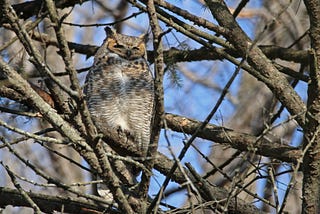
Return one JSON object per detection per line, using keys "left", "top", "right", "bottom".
{"left": 164, "top": 113, "right": 301, "bottom": 163}
{"left": 302, "top": 0, "right": 320, "bottom": 212}
{"left": 204, "top": 0, "right": 307, "bottom": 127}
{"left": 0, "top": 0, "right": 90, "bottom": 24}
{"left": 0, "top": 187, "right": 115, "bottom": 214}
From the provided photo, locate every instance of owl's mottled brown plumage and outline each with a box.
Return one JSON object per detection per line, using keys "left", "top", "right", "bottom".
{"left": 84, "top": 27, "right": 154, "bottom": 157}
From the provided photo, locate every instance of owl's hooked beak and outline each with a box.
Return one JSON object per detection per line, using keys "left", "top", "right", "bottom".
{"left": 126, "top": 49, "right": 132, "bottom": 58}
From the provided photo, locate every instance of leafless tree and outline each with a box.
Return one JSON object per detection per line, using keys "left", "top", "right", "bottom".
{"left": 0, "top": 0, "right": 318, "bottom": 213}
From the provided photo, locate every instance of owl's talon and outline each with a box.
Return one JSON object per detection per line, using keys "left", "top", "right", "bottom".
{"left": 124, "top": 129, "right": 133, "bottom": 139}
{"left": 116, "top": 126, "right": 122, "bottom": 134}
{"left": 116, "top": 126, "right": 135, "bottom": 141}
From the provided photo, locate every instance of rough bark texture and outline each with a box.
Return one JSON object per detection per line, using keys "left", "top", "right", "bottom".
{"left": 303, "top": 0, "right": 320, "bottom": 213}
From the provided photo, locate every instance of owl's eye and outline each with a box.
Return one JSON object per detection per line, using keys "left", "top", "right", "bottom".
{"left": 113, "top": 44, "right": 125, "bottom": 49}
{"left": 132, "top": 47, "right": 140, "bottom": 51}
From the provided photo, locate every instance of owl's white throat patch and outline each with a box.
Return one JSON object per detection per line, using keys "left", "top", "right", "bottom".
{"left": 106, "top": 52, "right": 120, "bottom": 58}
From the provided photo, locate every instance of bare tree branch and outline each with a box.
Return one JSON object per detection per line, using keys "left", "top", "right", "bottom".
{"left": 0, "top": 187, "right": 114, "bottom": 214}
{"left": 204, "top": 0, "right": 307, "bottom": 127}
{"left": 164, "top": 113, "right": 301, "bottom": 163}
{"left": 302, "top": 0, "right": 320, "bottom": 212}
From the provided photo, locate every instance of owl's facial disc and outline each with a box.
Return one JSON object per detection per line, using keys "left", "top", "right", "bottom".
{"left": 106, "top": 37, "right": 146, "bottom": 60}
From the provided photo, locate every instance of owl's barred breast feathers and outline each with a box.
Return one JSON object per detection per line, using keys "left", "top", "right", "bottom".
{"left": 84, "top": 27, "right": 154, "bottom": 157}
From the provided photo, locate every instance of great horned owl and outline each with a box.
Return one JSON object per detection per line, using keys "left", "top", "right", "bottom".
{"left": 84, "top": 27, "right": 154, "bottom": 157}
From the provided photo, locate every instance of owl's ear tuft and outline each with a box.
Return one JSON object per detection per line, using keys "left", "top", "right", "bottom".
{"left": 105, "top": 27, "right": 116, "bottom": 39}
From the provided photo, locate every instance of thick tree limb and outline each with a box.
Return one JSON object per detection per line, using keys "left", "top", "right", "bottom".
{"left": 302, "top": 0, "right": 320, "bottom": 213}
{"left": 0, "top": 187, "right": 115, "bottom": 214}
{"left": 164, "top": 113, "right": 301, "bottom": 163}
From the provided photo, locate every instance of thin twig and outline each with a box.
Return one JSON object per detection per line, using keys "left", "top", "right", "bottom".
{"left": 0, "top": 118, "right": 66, "bottom": 144}
{"left": 62, "top": 11, "right": 144, "bottom": 27}
{"left": 2, "top": 163, "right": 42, "bottom": 213}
